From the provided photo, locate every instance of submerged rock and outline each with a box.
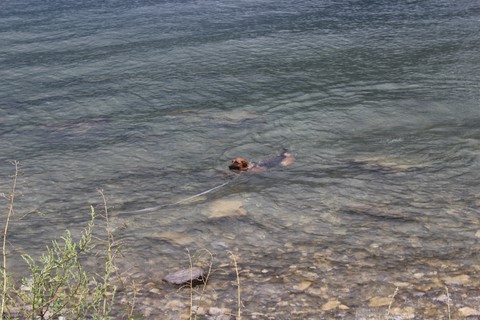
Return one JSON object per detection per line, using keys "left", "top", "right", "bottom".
{"left": 208, "top": 199, "right": 247, "bottom": 218}
{"left": 368, "top": 296, "right": 392, "bottom": 307}
{"left": 442, "top": 274, "right": 470, "bottom": 285}
{"left": 155, "top": 231, "right": 195, "bottom": 246}
{"left": 458, "top": 307, "right": 480, "bottom": 317}
{"left": 292, "top": 280, "right": 312, "bottom": 292}
{"left": 208, "top": 307, "right": 233, "bottom": 316}
{"left": 163, "top": 267, "right": 205, "bottom": 285}
{"left": 389, "top": 307, "right": 415, "bottom": 319}
{"left": 352, "top": 155, "right": 426, "bottom": 173}
{"left": 321, "top": 300, "right": 342, "bottom": 311}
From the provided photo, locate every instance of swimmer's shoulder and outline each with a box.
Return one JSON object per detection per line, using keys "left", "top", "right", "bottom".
{"left": 254, "top": 150, "right": 295, "bottom": 169}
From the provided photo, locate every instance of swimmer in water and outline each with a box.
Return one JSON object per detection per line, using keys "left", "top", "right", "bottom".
{"left": 228, "top": 149, "right": 295, "bottom": 173}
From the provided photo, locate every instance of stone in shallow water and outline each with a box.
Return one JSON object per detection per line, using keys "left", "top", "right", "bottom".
{"left": 208, "top": 307, "right": 232, "bottom": 316}
{"left": 321, "top": 300, "right": 341, "bottom": 311}
{"left": 163, "top": 267, "right": 204, "bottom": 285}
{"left": 389, "top": 307, "right": 415, "bottom": 319}
{"left": 165, "top": 299, "right": 185, "bottom": 309}
{"left": 442, "top": 274, "right": 470, "bottom": 285}
{"left": 292, "top": 280, "right": 312, "bottom": 291}
{"left": 155, "top": 231, "right": 194, "bottom": 246}
{"left": 208, "top": 199, "right": 247, "bottom": 218}
{"left": 458, "top": 307, "right": 480, "bottom": 317}
{"left": 368, "top": 296, "right": 392, "bottom": 307}
{"left": 392, "top": 281, "right": 411, "bottom": 288}
{"left": 434, "top": 294, "right": 450, "bottom": 304}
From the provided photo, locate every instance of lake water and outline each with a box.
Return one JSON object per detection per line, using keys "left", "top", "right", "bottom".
{"left": 1, "top": 0, "right": 480, "bottom": 318}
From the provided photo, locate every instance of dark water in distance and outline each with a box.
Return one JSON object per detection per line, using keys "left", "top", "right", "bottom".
{"left": 1, "top": 0, "right": 480, "bottom": 318}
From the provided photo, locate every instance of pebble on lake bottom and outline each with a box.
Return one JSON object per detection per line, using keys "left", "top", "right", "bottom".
{"left": 163, "top": 267, "right": 205, "bottom": 285}
{"left": 292, "top": 280, "right": 312, "bottom": 291}
{"left": 368, "top": 296, "right": 392, "bottom": 307}
{"left": 441, "top": 274, "right": 470, "bottom": 285}
{"left": 321, "top": 300, "right": 342, "bottom": 311}
{"left": 388, "top": 307, "right": 415, "bottom": 319}
{"left": 458, "top": 307, "right": 480, "bottom": 317}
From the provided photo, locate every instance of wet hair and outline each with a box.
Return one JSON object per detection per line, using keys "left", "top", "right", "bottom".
{"left": 229, "top": 157, "right": 250, "bottom": 171}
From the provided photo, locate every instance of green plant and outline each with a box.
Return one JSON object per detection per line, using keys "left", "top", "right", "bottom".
{"left": 1, "top": 162, "right": 137, "bottom": 319}
{"left": 187, "top": 249, "right": 214, "bottom": 320}
{"left": 228, "top": 251, "right": 242, "bottom": 320}
{"left": 19, "top": 207, "right": 103, "bottom": 319}
{"left": 385, "top": 286, "right": 399, "bottom": 319}
{"left": 1, "top": 160, "right": 19, "bottom": 317}
{"left": 96, "top": 189, "right": 118, "bottom": 318}
{"left": 186, "top": 250, "right": 241, "bottom": 320}
{"left": 445, "top": 286, "right": 451, "bottom": 320}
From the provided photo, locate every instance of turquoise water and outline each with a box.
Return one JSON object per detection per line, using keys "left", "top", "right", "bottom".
{"left": 1, "top": 0, "right": 480, "bottom": 318}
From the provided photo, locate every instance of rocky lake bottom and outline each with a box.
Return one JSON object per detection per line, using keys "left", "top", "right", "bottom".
{"left": 93, "top": 197, "right": 480, "bottom": 320}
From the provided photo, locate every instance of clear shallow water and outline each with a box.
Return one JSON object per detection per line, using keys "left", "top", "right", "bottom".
{"left": 1, "top": 0, "right": 480, "bottom": 318}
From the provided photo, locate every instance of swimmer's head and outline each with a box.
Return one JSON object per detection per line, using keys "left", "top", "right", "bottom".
{"left": 229, "top": 157, "right": 251, "bottom": 172}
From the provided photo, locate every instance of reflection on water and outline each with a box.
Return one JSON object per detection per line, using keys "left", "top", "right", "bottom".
{"left": 1, "top": 0, "right": 480, "bottom": 318}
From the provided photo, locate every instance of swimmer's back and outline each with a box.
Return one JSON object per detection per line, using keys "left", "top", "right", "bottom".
{"left": 253, "top": 150, "right": 294, "bottom": 169}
